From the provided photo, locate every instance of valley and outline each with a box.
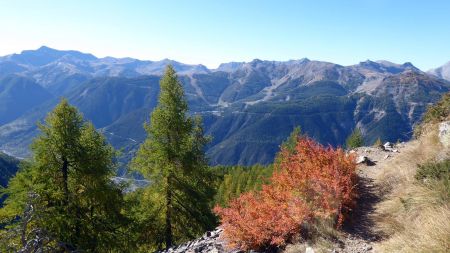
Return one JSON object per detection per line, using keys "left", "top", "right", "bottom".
{"left": 0, "top": 47, "right": 449, "bottom": 166}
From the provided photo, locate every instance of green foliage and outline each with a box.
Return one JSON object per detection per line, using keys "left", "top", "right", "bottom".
{"left": 0, "top": 99, "right": 128, "bottom": 252}
{"left": 131, "top": 65, "right": 216, "bottom": 249}
{"left": 345, "top": 128, "right": 364, "bottom": 149}
{"left": 414, "top": 92, "right": 450, "bottom": 137}
{"left": 415, "top": 159, "right": 450, "bottom": 202}
{"left": 274, "top": 126, "right": 302, "bottom": 164}
{"left": 212, "top": 164, "right": 273, "bottom": 207}
{"left": 421, "top": 92, "right": 450, "bottom": 124}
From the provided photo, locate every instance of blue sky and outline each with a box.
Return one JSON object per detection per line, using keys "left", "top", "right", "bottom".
{"left": 0, "top": 0, "right": 449, "bottom": 70}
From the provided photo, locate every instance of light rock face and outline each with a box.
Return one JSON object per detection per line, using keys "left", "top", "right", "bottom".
{"left": 157, "top": 228, "right": 238, "bottom": 253}
{"left": 439, "top": 121, "right": 450, "bottom": 148}
{"left": 356, "top": 156, "right": 369, "bottom": 164}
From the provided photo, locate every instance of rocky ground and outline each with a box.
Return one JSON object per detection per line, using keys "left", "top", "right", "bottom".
{"left": 158, "top": 142, "right": 406, "bottom": 253}
{"left": 157, "top": 228, "right": 233, "bottom": 253}
{"left": 333, "top": 143, "right": 405, "bottom": 253}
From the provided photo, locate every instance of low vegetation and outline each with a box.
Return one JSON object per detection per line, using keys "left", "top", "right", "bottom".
{"left": 414, "top": 92, "right": 450, "bottom": 137}
{"left": 214, "top": 137, "right": 357, "bottom": 251}
{"left": 374, "top": 122, "right": 450, "bottom": 252}
{"left": 415, "top": 159, "right": 450, "bottom": 202}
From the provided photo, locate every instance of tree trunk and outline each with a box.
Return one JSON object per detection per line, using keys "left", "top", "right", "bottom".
{"left": 165, "top": 173, "right": 173, "bottom": 248}
{"left": 62, "top": 157, "right": 69, "bottom": 206}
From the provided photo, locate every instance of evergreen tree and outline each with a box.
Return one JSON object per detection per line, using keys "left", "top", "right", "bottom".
{"left": 274, "top": 126, "right": 302, "bottom": 165}
{"left": 282, "top": 126, "right": 302, "bottom": 153}
{"left": 345, "top": 128, "right": 364, "bottom": 149}
{"left": 212, "top": 164, "right": 273, "bottom": 207}
{"left": 131, "top": 65, "right": 216, "bottom": 249}
{"left": 0, "top": 99, "right": 127, "bottom": 252}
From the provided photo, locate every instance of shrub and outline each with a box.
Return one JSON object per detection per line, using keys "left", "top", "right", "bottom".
{"left": 415, "top": 159, "right": 450, "bottom": 181}
{"left": 214, "top": 138, "right": 357, "bottom": 251}
{"left": 414, "top": 92, "right": 450, "bottom": 137}
{"left": 421, "top": 93, "right": 450, "bottom": 124}
{"left": 373, "top": 137, "right": 382, "bottom": 147}
{"left": 415, "top": 159, "right": 450, "bottom": 201}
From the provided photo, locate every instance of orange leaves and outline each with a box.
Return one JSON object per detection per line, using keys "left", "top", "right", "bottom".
{"left": 214, "top": 137, "right": 357, "bottom": 251}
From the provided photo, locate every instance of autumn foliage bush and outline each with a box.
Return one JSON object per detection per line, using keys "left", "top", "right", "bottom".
{"left": 214, "top": 137, "right": 357, "bottom": 251}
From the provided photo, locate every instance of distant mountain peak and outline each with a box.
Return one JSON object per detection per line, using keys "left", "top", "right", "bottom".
{"left": 402, "top": 62, "right": 415, "bottom": 68}
{"left": 427, "top": 61, "right": 450, "bottom": 81}
{"left": 356, "top": 59, "right": 420, "bottom": 75}
{"left": 36, "top": 45, "right": 55, "bottom": 52}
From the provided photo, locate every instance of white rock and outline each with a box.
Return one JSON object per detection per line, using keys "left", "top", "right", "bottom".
{"left": 305, "top": 246, "right": 315, "bottom": 253}
{"left": 439, "top": 121, "right": 450, "bottom": 148}
{"left": 356, "top": 156, "right": 368, "bottom": 164}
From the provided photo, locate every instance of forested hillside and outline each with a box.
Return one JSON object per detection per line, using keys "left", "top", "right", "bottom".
{"left": 0, "top": 47, "right": 449, "bottom": 166}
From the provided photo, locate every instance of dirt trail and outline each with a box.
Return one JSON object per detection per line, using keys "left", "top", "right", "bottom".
{"left": 335, "top": 145, "right": 404, "bottom": 253}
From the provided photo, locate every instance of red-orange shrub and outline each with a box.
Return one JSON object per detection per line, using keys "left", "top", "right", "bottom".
{"left": 214, "top": 137, "right": 357, "bottom": 251}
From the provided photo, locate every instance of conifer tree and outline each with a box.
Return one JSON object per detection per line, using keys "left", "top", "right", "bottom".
{"left": 345, "top": 128, "right": 364, "bottom": 149}
{"left": 274, "top": 126, "right": 302, "bottom": 165}
{"left": 0, "top": 99, "right": 127, "bottom": 252}
{"left": 132, "top": 65, "right": 216, "bottom": 248}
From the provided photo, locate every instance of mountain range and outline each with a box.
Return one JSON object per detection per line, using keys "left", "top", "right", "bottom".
{"left": 0, "top": 46, "right": 449, "bottom": 167}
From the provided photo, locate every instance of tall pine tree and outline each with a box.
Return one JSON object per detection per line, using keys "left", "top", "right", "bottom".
{"left": 0, "top": 99, "right": 127, "bottom": 252}
{"left": 132, "top": 65, "right": 216, "bottom": 249}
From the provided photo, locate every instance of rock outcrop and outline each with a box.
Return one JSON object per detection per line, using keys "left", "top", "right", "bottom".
{"left": 157, "top": 228, "right": 236, "bottom": 253}
{"left": 439, "top": 121, "right": 450, "bottom": 148}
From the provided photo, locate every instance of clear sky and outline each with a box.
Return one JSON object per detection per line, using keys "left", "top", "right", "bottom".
{"left": 0, "top": 0, "right": 449, "bottom": 70}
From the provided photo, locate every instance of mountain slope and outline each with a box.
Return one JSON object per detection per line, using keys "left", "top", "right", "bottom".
{"left": 0, "top": 46, "right": 209, "bottom": 96}
{"left": 428, "top": 61, "right": 450, "bottom": 81}
{"left": 0, "top": 75, "right": 52, "bottom": 125}
{"left": 0, "top": 47, "right": 449, "bottom": 166}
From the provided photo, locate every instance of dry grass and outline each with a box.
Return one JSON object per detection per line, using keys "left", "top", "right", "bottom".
{"left": 374, "top": 124, "right": 450, "bottom": 252}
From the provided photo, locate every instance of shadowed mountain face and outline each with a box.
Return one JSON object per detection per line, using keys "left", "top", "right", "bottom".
{"left": 0, "top": 47, "right": 449, "bottom": 166}
{"left": 0, "top": 152, "right": 20, "bottom": 205}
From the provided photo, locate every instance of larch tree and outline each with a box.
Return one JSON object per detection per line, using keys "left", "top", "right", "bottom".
{"left": 132, "top": 65, "right": 216, "bottom": 249}
{"left": 0, "top": 99, "right": 127, "bottom": 252}
{"left": 345, "top": 127, "right": 364, "bottom": 149}
{"left": 274, "top": 126, "right": 302, "bottom": 165}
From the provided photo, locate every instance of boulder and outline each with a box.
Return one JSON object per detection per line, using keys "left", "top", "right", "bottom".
{"left": 439, "top": 121, "right": 450, "bottom": 148}
{"left": 157, "top": 228, "right": 230, "bottom": 253}
{"left": 305, "top": 246, "right": 315, "bottom": 253}
{"left": 356, "top": 156, "right": 375, "bottom": 166}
